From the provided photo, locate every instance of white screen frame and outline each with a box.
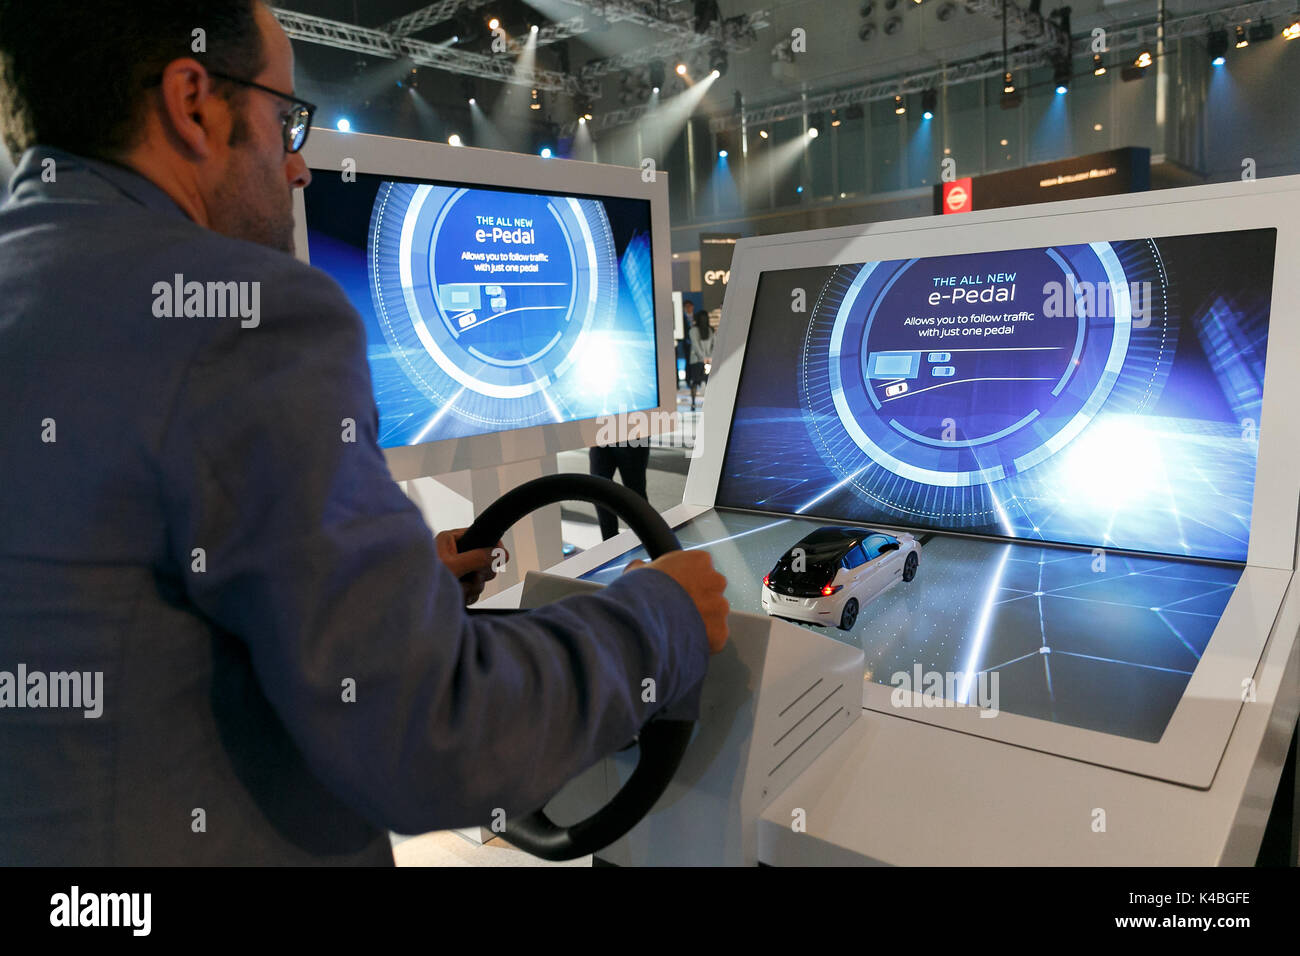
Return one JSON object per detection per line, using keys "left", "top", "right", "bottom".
{"left": 293, "top": 128, "right": 677, "bottom": 480}
{"left": 673, "top": 175, "right": 1300, "bottom": 787}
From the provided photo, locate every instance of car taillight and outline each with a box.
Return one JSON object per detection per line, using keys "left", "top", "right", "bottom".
{"left": 763, "top": 574, "right": 770, "bottom": 588}
{"left": 821, "top": 583, "right": 842, "bottom": 596}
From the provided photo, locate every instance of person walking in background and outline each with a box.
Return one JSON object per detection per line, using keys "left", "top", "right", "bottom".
{"left": 687, "top": 309, "right": 714, "bottom": 412}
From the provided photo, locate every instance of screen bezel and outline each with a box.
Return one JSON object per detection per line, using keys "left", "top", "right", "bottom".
{"left": 293, "top": 127, "right": 677, "bottom": 480}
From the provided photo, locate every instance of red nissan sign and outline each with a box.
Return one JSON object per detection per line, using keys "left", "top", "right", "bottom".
{"left": 942, "top": 177, "right": 973, "bottom": 214}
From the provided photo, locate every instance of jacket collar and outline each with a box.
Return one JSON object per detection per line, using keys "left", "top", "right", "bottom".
{"left": 6, "top": 145, "right": 190, "bottom": 220}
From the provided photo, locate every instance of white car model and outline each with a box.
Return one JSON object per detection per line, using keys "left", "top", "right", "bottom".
{"left": 760, "top": 526, "right": 920, "bottom": 630}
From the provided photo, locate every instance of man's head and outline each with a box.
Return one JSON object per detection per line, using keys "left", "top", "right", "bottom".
{"left": 0, "top": 0, "right": 311, "bottom": 252}
{"left": 683, "top": 299, "right": 694, "bottom": 316}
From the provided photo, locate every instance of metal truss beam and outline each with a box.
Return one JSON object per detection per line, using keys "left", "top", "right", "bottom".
{"left": 271, "top": 7, "right": 581, "bottom": 93}
{"left": 383, "top": 0, "right": 490, "bottom": 38}
{"left": 699, "top": 0, "right": 1295, "bottom": 133}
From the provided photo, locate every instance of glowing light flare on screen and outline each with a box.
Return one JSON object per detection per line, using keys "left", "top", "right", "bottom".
{"left": 571, "top": 331, "right": 623, "bottom": 397}
{"left": 1058, "top": 416, "right": 1166, "bottom": 512}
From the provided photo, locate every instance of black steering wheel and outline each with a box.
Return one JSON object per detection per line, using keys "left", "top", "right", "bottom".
{"left": 456, "top": 473, "right": 695, "bottom": 862}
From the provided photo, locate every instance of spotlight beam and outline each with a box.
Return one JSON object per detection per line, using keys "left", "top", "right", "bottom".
{"left": 599, "top": 69, "right": 720, "bottom": 168}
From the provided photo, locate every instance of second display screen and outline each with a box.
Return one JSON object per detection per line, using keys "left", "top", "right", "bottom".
{"left": 717, "top": 229, "right": 1276, "bottom": 563}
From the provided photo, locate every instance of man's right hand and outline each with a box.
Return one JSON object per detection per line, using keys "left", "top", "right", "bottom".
{"left": 625, "top": 551, "right": 729, "bottom": 654}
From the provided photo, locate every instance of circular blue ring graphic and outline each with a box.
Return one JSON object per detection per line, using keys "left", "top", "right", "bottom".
{"left": 799, "top": 240, "right": 1174, "bottom": 527}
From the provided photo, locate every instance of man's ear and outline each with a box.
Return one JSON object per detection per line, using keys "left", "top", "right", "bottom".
{"left": 155, "top": 57, "right": 227, "bottom": 161}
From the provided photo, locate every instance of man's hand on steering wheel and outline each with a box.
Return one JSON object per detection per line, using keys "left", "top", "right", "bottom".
{"left": 436, "top": 528, "right": 507, "bottom": 606}
{"left": 626, "top": 551, "right": 729, "bottom": 654}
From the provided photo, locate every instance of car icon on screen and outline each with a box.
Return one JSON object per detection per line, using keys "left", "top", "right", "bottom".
{"left": 884, "top": 382, "right": 909, "bottom": 398}
{"left": 932, "top": 365, "right": 956, "bottom": 377}
{"left": 927, "top": 352, "right": 951, "bottom": 363}
{"left": 760, "top": 526, "right": 921, "bottom": 630}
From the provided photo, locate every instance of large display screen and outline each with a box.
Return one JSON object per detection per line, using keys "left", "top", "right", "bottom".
{"left": 304, "top": 172, "right": 659, "bottom": 446}
{"left": 717, "top": 229, "right": 1276, "bottom": 563}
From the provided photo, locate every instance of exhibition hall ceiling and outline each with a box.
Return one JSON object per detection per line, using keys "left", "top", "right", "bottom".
{"left": 279, "top": 0, "right": 1275, "bottom": 119}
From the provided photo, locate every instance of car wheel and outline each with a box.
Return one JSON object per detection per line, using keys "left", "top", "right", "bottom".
{"left": 838, "top": 598, "right": 859, "bottom": 631}
{"left": 903, "top": 551, "right": 918, "bottom": 582}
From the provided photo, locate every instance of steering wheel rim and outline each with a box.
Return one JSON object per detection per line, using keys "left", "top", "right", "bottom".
{"left": 457, "top": 473, "right": 694, "bottom": 862}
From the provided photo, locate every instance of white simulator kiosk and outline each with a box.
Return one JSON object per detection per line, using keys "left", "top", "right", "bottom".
{"left": 486, "top": 174, "right": 1300, "bottom": 866}
{"left": 292, "top": 129, "right": 677, "bottom": 595}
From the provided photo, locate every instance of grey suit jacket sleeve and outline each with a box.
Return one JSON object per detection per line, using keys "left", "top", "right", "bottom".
{"left": 157, "top": 262, "right": 710, "bottom": 835}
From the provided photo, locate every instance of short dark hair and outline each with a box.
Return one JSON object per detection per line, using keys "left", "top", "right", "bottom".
{"left": 0, "top": 0, "right": 264, "bottom": 160}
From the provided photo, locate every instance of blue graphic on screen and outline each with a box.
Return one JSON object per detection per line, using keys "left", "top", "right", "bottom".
{"left": 717, "top": 230, "right": 1276, "bottom": 562}
{"left": 304, "top": 174, "right": 658, "bottom": 445}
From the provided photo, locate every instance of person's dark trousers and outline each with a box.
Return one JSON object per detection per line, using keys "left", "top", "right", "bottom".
{"left": 588, "top": 444, "right": 652, "bottom": 540}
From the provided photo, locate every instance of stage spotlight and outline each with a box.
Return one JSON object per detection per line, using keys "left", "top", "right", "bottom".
{"left": 1249, "top": 20, "right": 1274, "bottom": 42}
{"left": 1093, "top": 54, "right": 1106, "bottom": 75}
{"left": 921, "top": 89, "right": 937, "bottom": 118}
{"left": 676, "top": 62, "right": 688, "bottom": 76}
{"left": 649, "top": 60, "right": 666, "bottom": 90}
{"left": 452, "top": 12, "right": 480, "bottom": 46}
{"left": 530, "top": 88, "right": 541, "bottom": 110}
{"left": 1121, "top": 51, "right": 1152, "bottom": 81}
{"left": 859, "top": 21, "right": 877, "bottom": 41}
{"left": 530, "top": 24, "right": 539, "bottom": 34}
{"left": 807, "top": 126, "right": 819, "bottom": 138}
{"left": 710, "top": 69, "right": 720, "bottom": 78}
{"left": 718, "top": 148, "right": 728, "bottom": 158}
{"left": 885, "top": 15, "right": 903, "bottom": 34}
{"left": 539, "top": 146, "right": 552, "bottom": 158}
{"left": 577, "top": 116, "right": 586, "bottom": 125}
{"left": 759, "top": 129, "right": 769, "bottom": 139}
{"left": 336, "top": 117, "right": 351, "bottom": 132}
{"left": 1208, "top": 28, "right": 1229, "bottom": 64}
{"left": 1235, "top": 24, "right": 1249, "bottom": 48}
{"left": 1053, "top": 59, "right": 1070, "bottom": 94}
{"left": 1000, "top": 72, "right": 1021, "bottom": 109}
{"left": 652, "top": 86, "right": 661, "bottom": 94}
{"left": 468, "top": 96, "right": 477, "bottom": 104}
{"left": 709, "top": 46, "right": 729, "bottom": 77}
{"left": 448, "top": 133, "right": 463, "bottom": 146}
{"left": 831, "top": 109, "right": 842, "bottom": 127}
{"left": 894, "top": 94, "right": 906, "bottom": 115}
{"left": 1285, "top": 19, "right": 1300, "bottom": 40}
{"left": 488, "top": 16, "right": 500, "bottom": 31}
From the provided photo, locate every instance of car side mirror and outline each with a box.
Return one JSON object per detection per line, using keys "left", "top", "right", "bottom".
{"left": 880, "top": 542, "right": 899, "bottom": 552}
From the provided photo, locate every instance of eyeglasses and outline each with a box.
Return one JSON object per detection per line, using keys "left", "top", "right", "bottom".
{"left": 144, "top": 69, "right": 316, "bottom": 153}
{"left": 206, "top": 70, "right": 316, "bottom": 153}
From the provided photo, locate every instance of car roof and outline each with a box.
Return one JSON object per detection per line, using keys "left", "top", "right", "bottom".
{"left": 788, "top": 526, "right": 881, "bottom": 557}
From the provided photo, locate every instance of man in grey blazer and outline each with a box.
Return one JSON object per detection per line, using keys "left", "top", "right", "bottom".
{"left": 0, "top": 0, "right": 728, "bottom": 864}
